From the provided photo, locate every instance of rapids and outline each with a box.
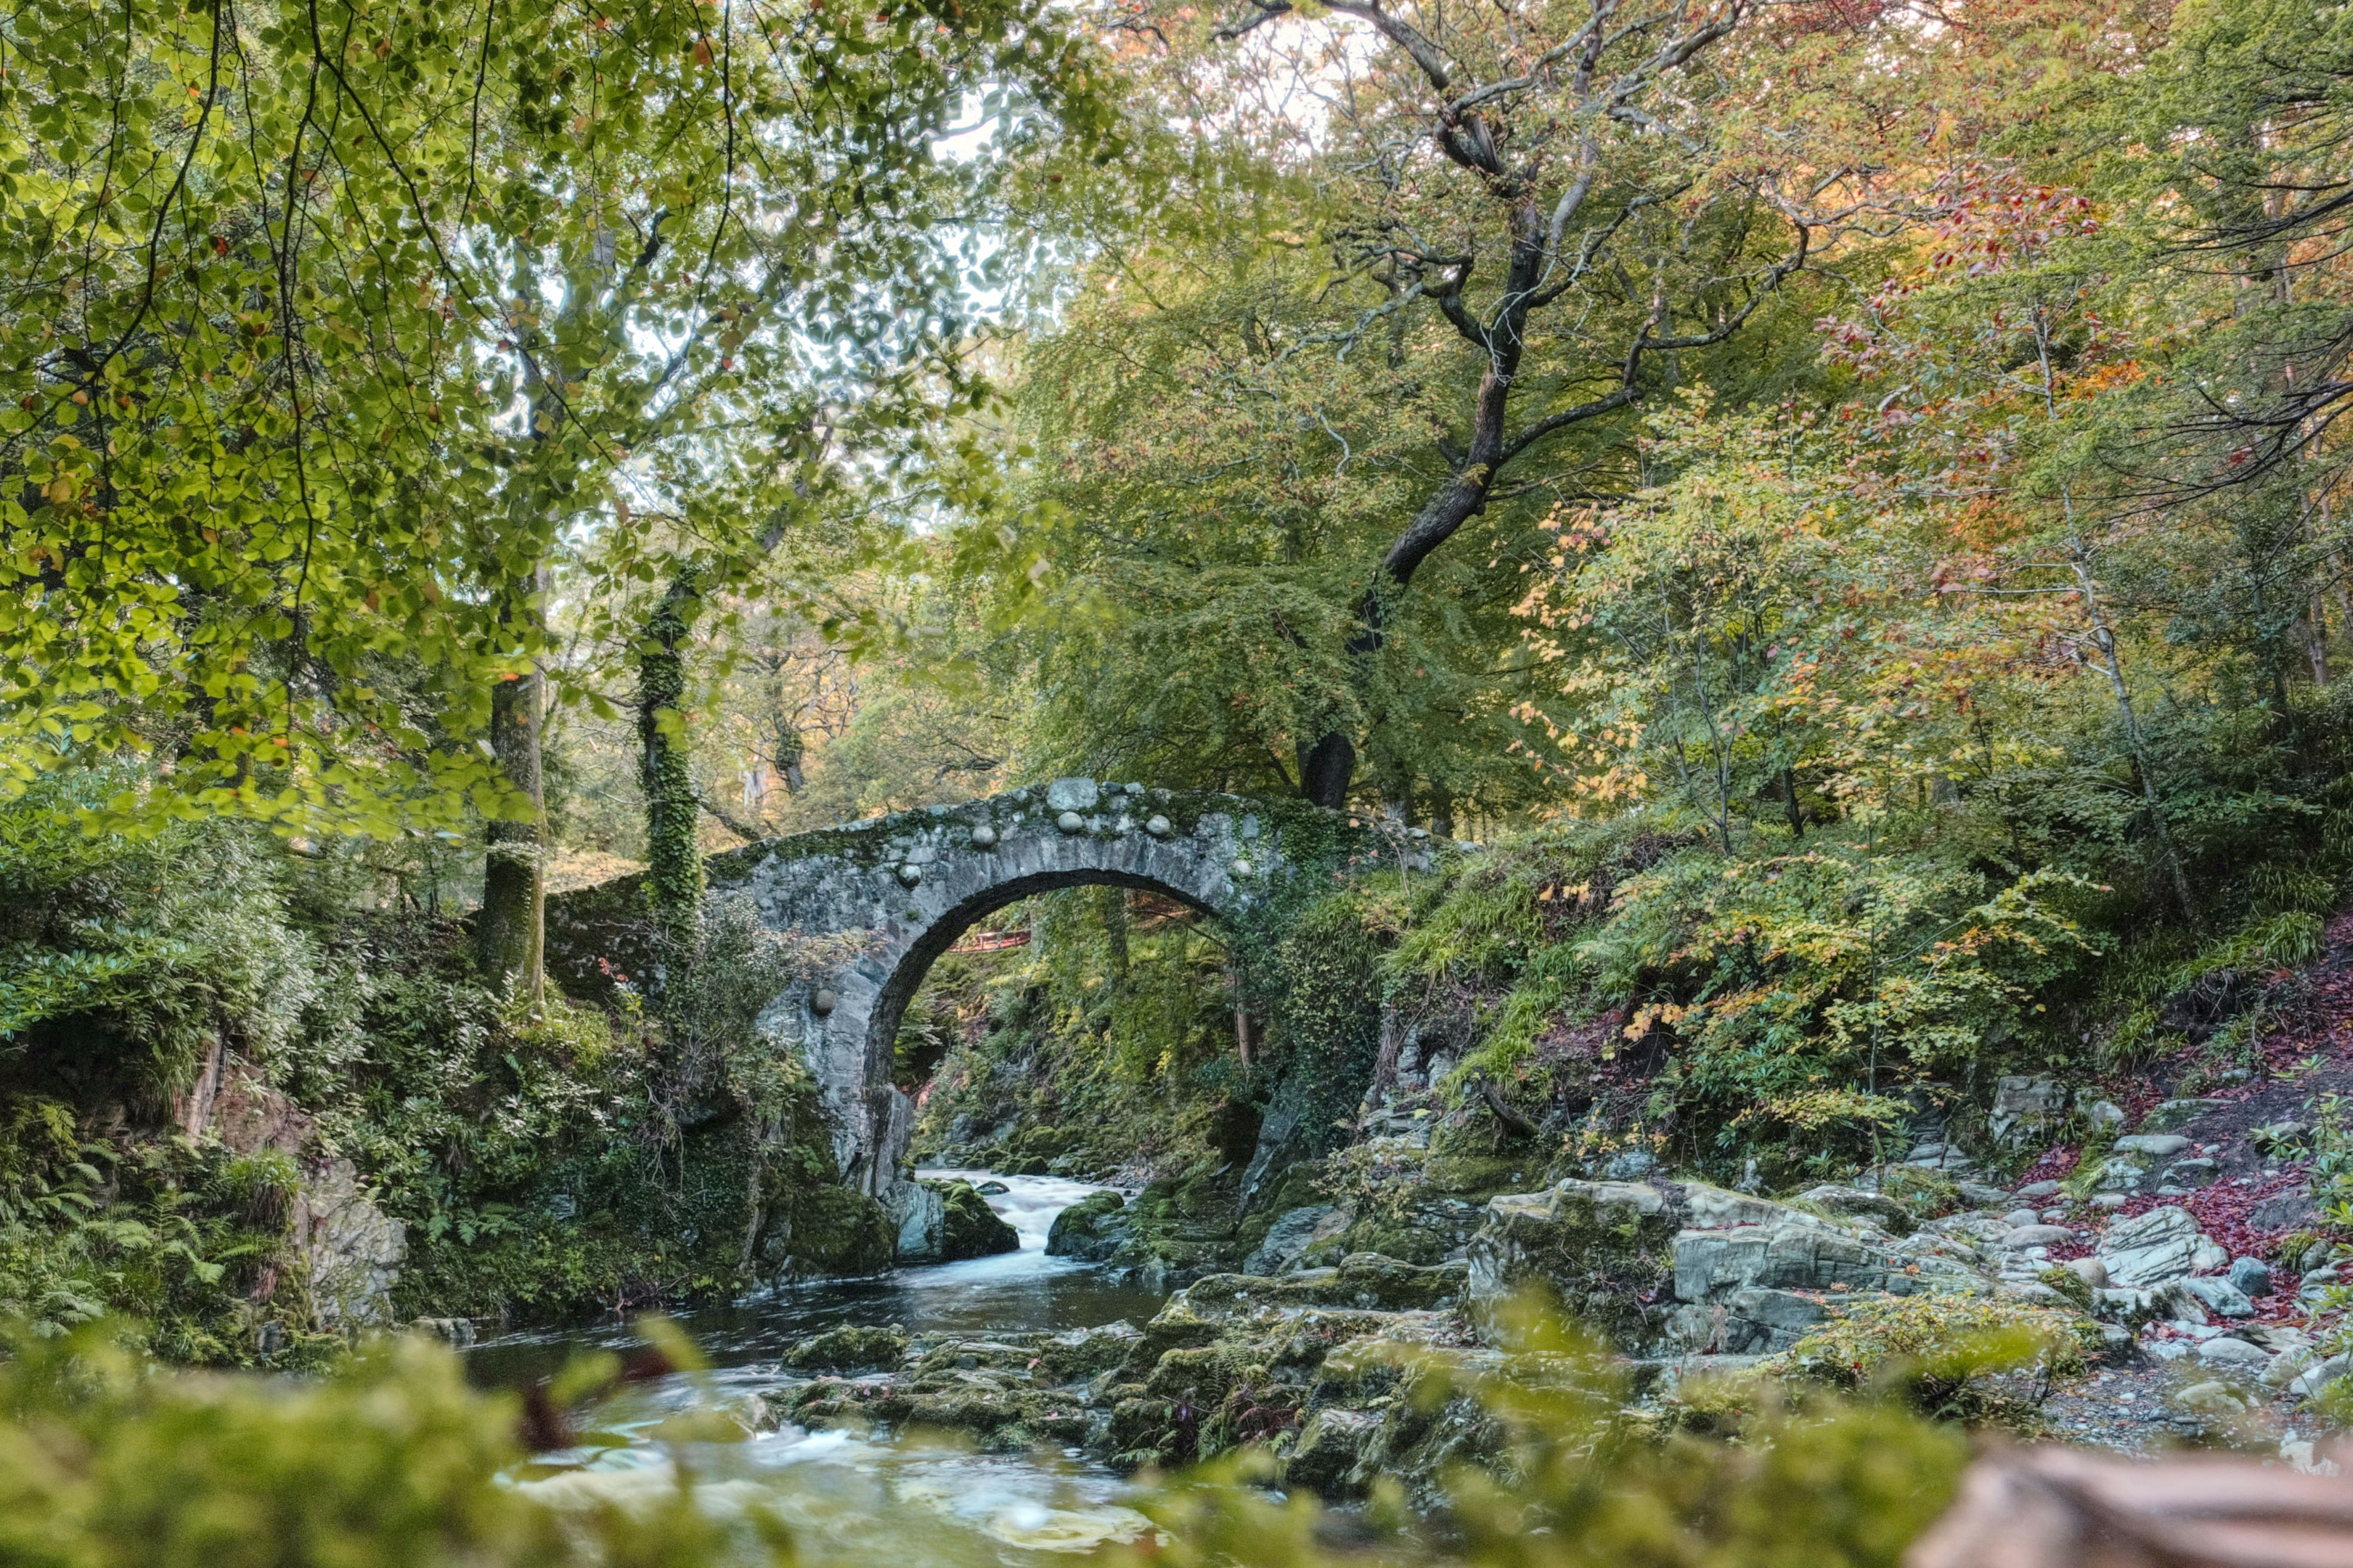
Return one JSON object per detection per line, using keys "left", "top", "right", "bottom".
{"left": 467, "top": 1172, "right": 1171, "bottom": 1563}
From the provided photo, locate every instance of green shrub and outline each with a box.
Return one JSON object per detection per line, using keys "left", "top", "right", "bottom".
{"left": 1776, "top": 1293, "right": 2100, "bottom": 1425}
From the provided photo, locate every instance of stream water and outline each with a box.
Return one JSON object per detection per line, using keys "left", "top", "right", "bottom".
{"left": 465, "top": 1172, "right": 1174, "bottom": 1564}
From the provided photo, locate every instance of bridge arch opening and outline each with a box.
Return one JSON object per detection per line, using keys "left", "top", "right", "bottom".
{"left": 863, "top": 869, "right": 1220, "bottom": 1085}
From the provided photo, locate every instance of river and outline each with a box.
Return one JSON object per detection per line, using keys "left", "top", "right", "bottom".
{"left": 465, "top": 1172, "right": 1174, "bottom": 1564}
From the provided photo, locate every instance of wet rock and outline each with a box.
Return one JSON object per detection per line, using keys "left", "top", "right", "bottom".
{"left": 781, "top": 1324, "right": 910, "bottom": 1373}
{"left": 1035, "top": 1321, "right": 1143, "bottom": 1384}
{"left": 1182, "top": 1254, "right": 1469, "bottom": 1318}
{"left": 893, "top": 1182, "right": 946, "bottom": 1261}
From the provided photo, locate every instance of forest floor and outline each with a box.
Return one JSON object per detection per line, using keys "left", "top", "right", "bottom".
{"left": 2016, "top": 909, "right": 2353, "bottom": 1461}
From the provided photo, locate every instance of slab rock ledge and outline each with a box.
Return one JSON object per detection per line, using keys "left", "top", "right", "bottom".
{"left": 1466, "top": 1177, "right": 2003, "bottom": 1356}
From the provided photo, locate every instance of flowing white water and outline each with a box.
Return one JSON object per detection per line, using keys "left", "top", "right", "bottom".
{"left": 475, "top": 1172, "right": 1165, "bottom": 1564}
{"left": 917, "top": 1168, "right": 1115, "bottom": 1252}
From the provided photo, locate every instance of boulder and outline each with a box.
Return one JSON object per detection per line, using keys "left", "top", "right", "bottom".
{"left": 781, "top": 1324, "right": 910, "bottom": 1373}
{"left": 1466, "top": 1180, "right": 1680, "bottom": 1347}
{"left": 1795, "top": 1184, "right": 1912, "bottom": 1232}
{"left": 2227, "top": 1257, "right": 2273, "bottom": 1298}
{"left": 2259, "top": 1339, "right": 2323, "bottom": 1390}
{"left": 2113, "top": 1134, "right": 2190, "bottom": 1159}
{"left": 2091, "top": 1155, "right": 2153, "bottom": 1194}
{"left": 2079, "top": 1099, "right": 2126, "bottom": 1132}
{"left": 1046, "top": 1190, "right": 1131, "bottom": 1262}
{"left": 1282, "top": 1408, "right": 1382, "bottom": 1495}
{"left": 1989, "top": 1076, "right": 2069, "bottom": 1146}
{"left": 2170, "top": 1379, "right": 2252, "bottom": 1416}
{"left": 2097, "top": 1206, "right": 2201, "bottom": 1289}
{"left": 1242, "top": 1204, "right": 1340, "bottom": 1276}
{"left": 2193, "top": 1336, "right": 2270, "bottom": 1371}
{"left": 893, "top": 1182, "right": 946, "bottom": 1261}
{"left": 1957, "top": 1180, "right": 2018, "bottom": 1210}
{"left": 2158, "top": 1158, "right": 2219, "bottom": 1191}
{"left": 2018, "top": 1180, "right": 2064, "bottom": 1199}
{"left": 933, "top": 1180, "right": 1020, "bottom": 1261}
{"left": 2063, "top": 1257, "right": 2108, "bottom": 1290}
{"left": 2002, "top": 1224, "right": 2074, "bottom": 1250}
{"left": 2142, "top": 1098, "right": 2231, "bottom": 1133}
{"left": 2289, "top": 1353, "right": 2351, "bottom": 1399}
{"left": 1469, "top": 1177, "right": 1997, "bottom": 1357}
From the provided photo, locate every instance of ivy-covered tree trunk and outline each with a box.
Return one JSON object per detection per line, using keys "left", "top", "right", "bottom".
{"left": 477, "top": 634, "right": 547, "bottom": 1003}
{"left": 640, "top": 569, "right": 706, "bottom": 958}
{"left": 477, "top": 552, "right": 550, "bottom": 1000}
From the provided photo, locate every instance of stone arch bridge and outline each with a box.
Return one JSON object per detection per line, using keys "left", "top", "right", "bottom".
{"left": 548, "top": 779, "right": 1430, "bottom": 1212}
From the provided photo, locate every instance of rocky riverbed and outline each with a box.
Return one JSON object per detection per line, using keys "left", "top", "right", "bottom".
{"left": 755, "top": 1162, "right": 2352, "bottom": 1498}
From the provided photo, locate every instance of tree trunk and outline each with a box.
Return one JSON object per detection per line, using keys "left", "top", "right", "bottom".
{"left": 2070, "top": 544, "right": 2198, "bottom": 925}
{"left": 478, "top": 626, "right": 547, "bottom": 1001}
{"left": 640, "top": 568, "right": 706, "bottom": 959}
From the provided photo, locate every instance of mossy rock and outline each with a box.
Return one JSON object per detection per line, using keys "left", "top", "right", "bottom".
{"left": 1423, "top": 1152, "right": 1530, "bottom": 1198}
{"left": 780, "top": 1324, "right": 909, "bottom": 1373}
{"left": 1046, "top": 1190, "right": 1127, "bottom": 1259}
{"left": 1464, "top": 1180, "right": 1679, "bottom": 1349}
{"left": 767, "top": 1183, "right": 897, "bottom": 1277}
{"left": 1345, "top": 1219, "right": 1448, "bottom": 1265}
{"left": 928, "top": 1180, "right": 1019, "bottom": 1261}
